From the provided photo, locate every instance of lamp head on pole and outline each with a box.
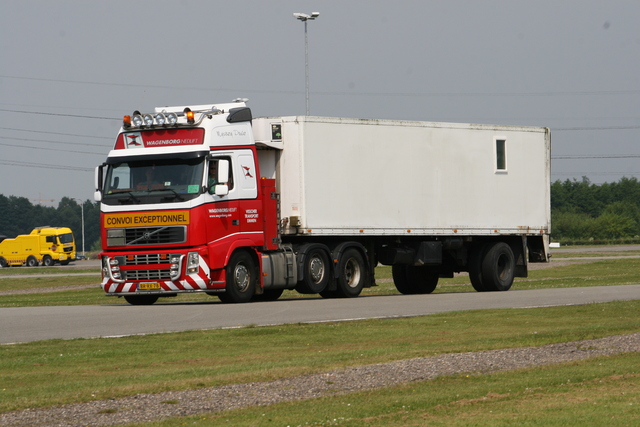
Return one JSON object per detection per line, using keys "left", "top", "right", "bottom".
{"left": 293, "top": 12, "right": 320, "bottom": 21}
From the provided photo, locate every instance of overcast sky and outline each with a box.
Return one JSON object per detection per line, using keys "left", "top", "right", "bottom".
{"left": 1, "top": 0, "right": 639, "bottom": 206}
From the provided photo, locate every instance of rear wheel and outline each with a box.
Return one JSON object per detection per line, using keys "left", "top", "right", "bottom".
{"left": 335, "top": 248, "right": 367, "bottom": 298}
{"left": 392, "top": 264, "right": 412, "bottom": 294}
{"left": 42, "top": 255, "right": 54, "bottom": 267}
{"left": 296, "top": 247, "right": 331, "bottom": 294}
{"left": 26, "top": 256, "right": 38, "bottom": 267}
{"left": 405, "top": 265, "right": 439, "bottom": 294}
{"left": 481, "top": 242, "right": 515, "bottom": 291}
{"left": 219, "top": 251, "right": 256, "bottom": 303}
{"left": 0, "top": 257, "right": 7, "bottom": 268}
{"left": 468, "top": 243, "right": 488, "bottom": 292}
{"left": 124, "top": 295, "right": 159, "bottom": 305}
{"left": 393, "top": 265, "right": 439, "bottom": 294}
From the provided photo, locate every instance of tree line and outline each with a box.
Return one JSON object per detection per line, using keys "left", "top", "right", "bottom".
{"left": 0, "top": 195, "right": 100, "bottom": 253}
{"left": 551, "top": 176, "right": 640, "bottom": 243}
{"left": 1, "top": 177, "right": 639, "bottom": 252}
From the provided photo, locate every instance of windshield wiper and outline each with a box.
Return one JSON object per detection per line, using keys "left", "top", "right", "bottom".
{"left": 147, "top": 188, "right": 185, "bottom": 201}
{"left": 117, "top": 191, "right": 141, "bottom": 204}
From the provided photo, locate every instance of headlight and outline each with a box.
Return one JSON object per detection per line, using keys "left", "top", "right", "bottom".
{"left": 186, "top": 252, "right": 199, "bottom": 275}
{"left": 143, "top": 114, "right": 154, "bottom": 127}
{"left": 167, "top": 112, "right": 178, "bottom": 125}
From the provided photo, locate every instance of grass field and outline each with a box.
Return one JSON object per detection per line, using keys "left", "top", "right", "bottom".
{"left": 1, "top": 249, "right": 639, "bottom": 425}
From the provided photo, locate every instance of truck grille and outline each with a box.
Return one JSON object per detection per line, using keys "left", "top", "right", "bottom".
{"left": 124, "top": 269, "right": 173, "bottom": 281}
{"left": 125, "top": 226, "right": 186, "bottom": 246}
{"left": 118, "top": 253, "right": 180, "bottom": 281}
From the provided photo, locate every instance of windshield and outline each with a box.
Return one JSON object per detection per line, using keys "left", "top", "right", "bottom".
{"left": 102, "top": 157, "right": 205, "bottom": 205}
{"left": 58, "top": 233, "right": 74, "bottom": 244}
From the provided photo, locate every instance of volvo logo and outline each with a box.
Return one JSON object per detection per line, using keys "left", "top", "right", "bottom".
{"left": 142, "top": 232, "right": 152, "bottom": 241}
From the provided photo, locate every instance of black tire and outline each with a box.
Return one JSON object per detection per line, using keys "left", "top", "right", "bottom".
{"left": 42, "top": 255, "right": 54, "bottom": 267}
{"left": 124, "top": 295, "right": 159, "bottom": 305}
{"left": 335, "top": 248, "right": 367, "bottom": 298}
{"left": 393, "top": 265, "right": 439, "bottom": 294}
{"left": 392, "top": 264, "right": 413, "bottom": 294}
{"left": 219, "top": 251, "right": 256, "bottom": 303}
{"left": 252, "top": 288, "right": 284, "bottom": 302}
{"left": 468, "top": 243, "right": 488, "bottom": 292}
{"left": 296, "top": 247, "right": 331, "bottom": 294}
{"left": 0, "top": 257, "right": 7, "bottom": 268}
{"left": 481, "top": 242, "right": 515, "bottom": 291}
{"left": 405, "top": 265, "right": 439, "bottom": 294}
{"left": 26, "top": 256, "right": 38, "bottom": 267}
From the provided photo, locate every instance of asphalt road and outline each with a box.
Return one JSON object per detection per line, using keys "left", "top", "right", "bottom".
{"left": 2, "top": 285, "right": 639, "bottom": 344}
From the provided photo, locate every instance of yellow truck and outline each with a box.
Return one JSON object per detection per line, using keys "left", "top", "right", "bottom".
{"left": 0, "top": 227, "right": 77, "bottom": 267}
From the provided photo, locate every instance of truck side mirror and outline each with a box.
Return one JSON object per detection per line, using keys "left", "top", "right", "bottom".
{"left": 214, "top": 184, "right": 229, "bottom": 196}
{"left": 217, "top": 159, "right": 229, "bottom": 184}
{"left": 94, "top": 165, "right": 103, "bottom": 202}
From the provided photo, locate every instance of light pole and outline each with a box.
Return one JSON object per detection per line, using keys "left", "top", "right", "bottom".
{"left": 293, "top": 12, "right": 320, "bottom": 116}
{"left": 72, "top": 198, "right": 85, "bottom": 257}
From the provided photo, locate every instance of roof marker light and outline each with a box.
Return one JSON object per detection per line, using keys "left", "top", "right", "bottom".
{"left": 184, "top": 108, "right": 195, "bottom": 124}
{"left": 143, "top": 114, "right": 154, "bottom": 127}
{"left": 123, "top": 115, "right": 132, "bottom": 128}
{"left": 167, "top": 112, "right": 178, "bottom": 125}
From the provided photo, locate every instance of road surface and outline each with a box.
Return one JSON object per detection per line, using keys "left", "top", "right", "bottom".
{"left": 2, "top": 285, "right": 639, "bottom": 344}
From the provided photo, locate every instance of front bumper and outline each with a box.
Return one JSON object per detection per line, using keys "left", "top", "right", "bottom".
{"left": 100, "top": 250, "right": 223, "bottom": 295}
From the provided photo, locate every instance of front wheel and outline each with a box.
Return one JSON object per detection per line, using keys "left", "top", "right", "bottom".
{"left": 335, "top": 248, "right": 367, "bottom": 298}
{"left": 26, "top": 256, "right": 38, "bottom": 267}
{"left": 219, "top": 251, "right": 256, "bottom": 303}
{"left": 42, "top": 255, "right": 54, "bottom": 267}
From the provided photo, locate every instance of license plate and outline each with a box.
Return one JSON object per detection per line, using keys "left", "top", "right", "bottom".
{"left": 139, "top": 282, "right": 161, "bottom": 290}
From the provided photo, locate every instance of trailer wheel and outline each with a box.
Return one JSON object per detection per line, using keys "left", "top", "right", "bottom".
{"left": 124, "top": 295, "right": 159, "bottom": 305}
{"left": 392, "top": 264, "right": 413, "bottom": 294}
{"left": 468, "top": 243, "right": 488, "bottom": 292}
{"left": 481, "top": 242, "right": 515, "bottom": 291}
{"left": 26, "top": 256, "right": 39, "bottom": 267}
{"left": 393, "top": 265, "right": 438, "bottom": 294}
{"left": 219, "top": 251, "right": 256, "bottom": 303}
{"left": 296, "top": 247, "right": 331, "bottom": 294}
{"left": 405, "top": 265, "right": 439, "bottom": 294}
{"left": 252, "top": 288, "right": 284, "bottom": 302}
{"left": 335, "top": 248, "right": 367, "bottom": 298}
{"left": 42, "top": 255, "right": 54, "bottom": 267}
{"left": 0, "top": 257, "right": 7, "bottom": 268}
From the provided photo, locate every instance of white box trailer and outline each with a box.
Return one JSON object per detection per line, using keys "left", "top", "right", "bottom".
{"left": 254, "top": 117, "right": 550, "bottom": 237}
{"left": 253, "top": 116, "right": 550, "bottom": 295}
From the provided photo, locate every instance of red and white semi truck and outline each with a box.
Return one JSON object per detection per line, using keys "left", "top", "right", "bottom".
{"left": 95, "top": 102, "right": 550, "bottom": 305}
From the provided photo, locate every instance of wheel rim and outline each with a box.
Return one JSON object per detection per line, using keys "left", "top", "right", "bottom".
{"left": 309, "top": 256, "right": 325, "bottom": 284}
{"left": 343, "top": 258, "right": 361, "bottom": 288}
{"left": 497, "top": 253, "right": 512, "bottom": 280}
{"left": 233, "top": 263, "right": 250, "bottom": 292}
